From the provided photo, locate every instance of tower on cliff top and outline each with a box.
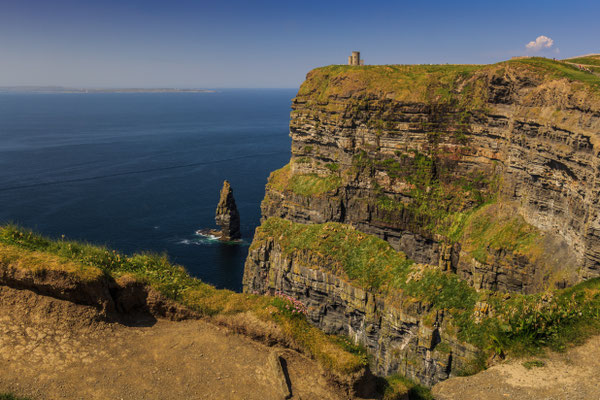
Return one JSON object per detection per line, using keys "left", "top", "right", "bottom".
{"left": 347, "top": 51, "right": 364, "bottom": 66}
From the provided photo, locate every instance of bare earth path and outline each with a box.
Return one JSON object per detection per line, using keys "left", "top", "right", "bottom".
{"left": 0, "top": 286, "right": 345, "bottom": 400}
{"left": 433, "top": 336, "right": 600, "bottom": 400}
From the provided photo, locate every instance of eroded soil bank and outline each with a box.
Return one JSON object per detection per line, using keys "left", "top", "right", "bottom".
{"left": 0, "top": 285, "right": 350, "bottom": 400}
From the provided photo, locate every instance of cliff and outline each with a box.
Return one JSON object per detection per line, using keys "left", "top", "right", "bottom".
{"left": 244, "top": 57, "right": 600, "bottom": 386}
{"left": 244, "top": 219, "right": 480, "bottom": 386}
{"left": 260, "top": 58, "right": 600, "bottom": 294}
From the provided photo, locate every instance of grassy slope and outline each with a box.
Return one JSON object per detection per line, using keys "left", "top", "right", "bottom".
{"left": 564, "top": 55, "right": 600, "bottom": 66}
{"left": 510, "top": 57, "right": 600, "bottom": 89}
{"left": 266, "top": 162, "right": 342, "bottom": 196}
{"left": 0, "top": 225, "right": 367, "bottom": 377}
{"left": 255, "top": 218, "right": 600, "bottom": 358}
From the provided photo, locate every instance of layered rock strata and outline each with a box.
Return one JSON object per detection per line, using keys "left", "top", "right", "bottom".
{"left": 243, "top": 237, "right": 478, "bottom": 386}
{"left": 260, "top": 61, "right": 600, "bottom": 293}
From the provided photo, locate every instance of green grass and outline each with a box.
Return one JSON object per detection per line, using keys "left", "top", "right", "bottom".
{"left": 0, "top": 395, "right": 31, "bottom": 400}
{"left": 298, "top": 58, "right": 600, "bottom": 112}
{"left": 0, "top": 224, "right": 367, "bottom": 376}
{"left": 254, "top": 217, "right": 600, "bottom": 362}
{"left": 300, "top": 58, "right": 600, "bottom": 107}
{"left": 460, "top": 203, "right": 544, "bottom": 264}
{"left": 2, "top": 220, "right": 600, "bottom": 383}
{"left": 298, "top": 64, "right": 488, "bottom": 106}
{"left": 253, "top": 217, "right": 414, "bottom": 292}
{"left": 564, "top": 55, "right": 600, "bottom": 66}
{"left": 267, "top": 163, "right": 342, "bottom": 196}
{"left": 508, "top": 57, "right": 600, "bottom": 91}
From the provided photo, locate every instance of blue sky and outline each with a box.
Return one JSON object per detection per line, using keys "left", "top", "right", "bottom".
{"left": 1, "top": 0, "right": 598, "bottom": 88}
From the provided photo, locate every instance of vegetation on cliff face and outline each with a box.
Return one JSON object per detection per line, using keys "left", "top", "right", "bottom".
{"left": 253, "top": 218, "right": 600, "bottom": 358}
{"left": 0, "top": 225, "right": 368, "bottom": 376}
{"left": 459, "top": 203, "right": 545, "bottom": 265}
{"left": 353, "top": 148, "right": 499, "bottom": 238}
{"left": 252, "top": 217, "right": 414, "bottom": 292}
{"left": 266, "top": 162, "right": 342, "bottom": 196}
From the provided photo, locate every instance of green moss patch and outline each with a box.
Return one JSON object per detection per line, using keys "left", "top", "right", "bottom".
{"left": 0, "top": 394, "right": 31, "bottom": 400}
{"left": 522, "top": 360, "right": 545, "bottom": 369}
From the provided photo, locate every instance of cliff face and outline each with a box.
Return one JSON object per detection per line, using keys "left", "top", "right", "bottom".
{"left": 244, "top": 58, "right": 600, "bottom": 386}
{"left": 244, "top": 236, "right": 478, "bottom": 386}
{"left": 261, "top": 60, "right": 600, "bottom": 293}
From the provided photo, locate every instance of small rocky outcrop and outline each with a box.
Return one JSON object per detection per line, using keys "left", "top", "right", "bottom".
{"left": 215, "top": 180, "right": 241, "bottom": 241}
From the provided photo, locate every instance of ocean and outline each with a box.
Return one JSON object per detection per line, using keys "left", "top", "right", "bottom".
{"left": 0, "top": 89, "right": 294, "bottom": 291}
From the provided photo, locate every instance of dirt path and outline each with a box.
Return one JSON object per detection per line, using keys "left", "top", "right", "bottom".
{"left": 0, "top": 286, "right": 346, "bottom": 400}
{"left": 433, "top": 336, "right": 600, "bottom": 400}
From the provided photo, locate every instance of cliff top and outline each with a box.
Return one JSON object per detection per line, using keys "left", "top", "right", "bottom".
{"left": 564, "top": 54, "right": 600, "bottom": 66}
{"left": 298, "top": 57, "right": 600, "bottom": 105}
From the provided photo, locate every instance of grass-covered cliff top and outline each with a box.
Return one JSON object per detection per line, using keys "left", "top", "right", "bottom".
{"left": 254, "top": 217, "right": 600, "bottom": 359}
{"left": 0, "top": 225, "right": 368, "bottom": 377}
{"left": 564, "top": 54, "right": 600, "bottom": 66}
{"left": 297, "top": 57, "right": 600, "bottom": 104}
{"left": 298, "top": 63, "right": 487, "bottom": 104}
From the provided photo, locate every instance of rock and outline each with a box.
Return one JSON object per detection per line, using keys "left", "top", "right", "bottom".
{"left": 268, "top": 351, "right": 292, "bottom": 399}
{"left": 215, "top": 180, "right": 241, "bottom": 241}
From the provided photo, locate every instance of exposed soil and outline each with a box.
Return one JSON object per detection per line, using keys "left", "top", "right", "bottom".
{"left": 0, "top": 285, "right": 348, "bottom": 400}
{"left": 433, "top": 336, "right": 600, "bottom": 400}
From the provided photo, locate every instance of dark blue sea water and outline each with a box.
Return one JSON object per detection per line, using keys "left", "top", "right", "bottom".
{"left": 0, "top": 90, "right": 294, "bottom": 291}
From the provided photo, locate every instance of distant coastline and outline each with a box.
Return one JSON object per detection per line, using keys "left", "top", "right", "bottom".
{"left": 0, "top": 86, "right": 216, "bottom": 93}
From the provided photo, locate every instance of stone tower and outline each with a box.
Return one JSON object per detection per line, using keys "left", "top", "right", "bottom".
{"left": 347, "top": 51, "right": 364, "bottom": 66}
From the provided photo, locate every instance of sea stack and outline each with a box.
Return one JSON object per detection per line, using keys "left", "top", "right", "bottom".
{"left": 215, "top": 180, "right": 241, "bottom": 241}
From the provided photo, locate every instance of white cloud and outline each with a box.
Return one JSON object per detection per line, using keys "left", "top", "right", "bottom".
{"left": 525, "top": 35, "right": 555, "bottom": 52}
